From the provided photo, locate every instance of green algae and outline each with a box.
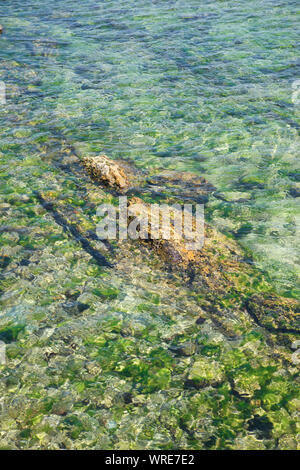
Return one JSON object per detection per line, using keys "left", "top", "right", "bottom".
{"left": 92, "top": 287, "right": 120, "bottom": 300}
{"left": 0, "top": 325, "right": 25, "bottom": 344}
{"left": 0, "top": 0, "right": 299, "bottom": 451}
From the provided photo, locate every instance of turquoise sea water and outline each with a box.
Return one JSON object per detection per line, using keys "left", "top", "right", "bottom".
{"left": 0, "top": 0, "right": 299, "bottom": 450}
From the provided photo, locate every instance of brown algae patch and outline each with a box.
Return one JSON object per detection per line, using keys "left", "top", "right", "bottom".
{"left": 246, "top": 294, "right": 300, "bottom": 332}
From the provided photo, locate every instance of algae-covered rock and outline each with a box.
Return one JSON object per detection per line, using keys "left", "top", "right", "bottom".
{"left": 82, "top": 155, "right": 215, "bottom": 203}
{"left": 234, "top": 434, "right": 268, "bottom": 450}
{"left": 245, "top": 294, "right": 300, "bottom": 332}
{"left": 186, "top": 358, "right": 225, "bottom": 388}
{"left": 51, "top": 401, "right": 71, "bottom": 416}
{"left": 170, "top": 341, "right": 197, "bottom": 357}
{"left": 232, "top": 373, "right": 261, "bottom": 398}
{"left": 146, "top": 169, "right": 215, "bottom": 204}
{"left": 127, "top": 197, "right": 249, "bottom": 293}
{"left": 127, "top": 196, "right": 201, "bottom": 267}
{"left": 83, "top": 155, "right": 129, "bottom": 191}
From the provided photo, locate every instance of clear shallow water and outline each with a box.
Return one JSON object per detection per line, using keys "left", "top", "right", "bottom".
{"left": 0, "top": 0, "right": 299, "bottom": 450}
{"left": 1, "top": 0, "right": 299, "bottom": 295}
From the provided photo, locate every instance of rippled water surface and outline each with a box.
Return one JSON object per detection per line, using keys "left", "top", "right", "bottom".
{"left": 0, "top": 0, "right": 299, "bottom": 450}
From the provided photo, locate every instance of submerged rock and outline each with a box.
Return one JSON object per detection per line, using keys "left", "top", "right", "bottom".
{"left": 232, "top": 373, "right": 261, "bottom": 398}
{"left": 127, "top": 196, "right": 246, "bottom": 292}
{"left": 186, "top": 357, "right": 225, "bottom": 388}
{"left": 127, "top": 196, "right": 201, "bottom": 267}
{"left": 83, "top": 155, "right": 130, "bottom": 191}
{"left": 81, "top": 155, "right": 299, "bottom": 332}
{"left": 145, "top": 169, "right": 215, "bottom": 204}
{"left": 82, "top": 154, "right": 215, "bottom": 204}
{"left": 169, "top": 341, "right": 196, "bottom": 356}
{"left": 245, "top": 294, "right": 300, "bottom": 332}
{"left": 62, "top": 301, "right": 90, "bottom": 316}
{"left": 52, "top": 401, "right": 71, "bottom": 416}
{"left": 0, "top": 25, "right": 3, "bottom": 34}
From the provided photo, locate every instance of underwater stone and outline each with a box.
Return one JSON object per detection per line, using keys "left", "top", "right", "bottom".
{"left": 127, "top": 196, "right": 201, "bottom": 268}
{"left": 62, "top": 301, "right": 89, "bottom": 315}
{"left": 64, "top": 288, "right": 81, "bottom": 300}
{"left": 146, "top": 169, "right": 215, "bottom": 203}
{"left": 61, "top": 154, "right": 80, "bottom": 166}
{"left": 232, "top": 373, "right": 261, "bottom": 398}
{"left": 0, "top": 25, "right": 3, "bottom": 34}
{"left": 52, "top": 401, "right": 71, "bottom": 416}
{"left": 83, "top": 155, "right": 129, "bottom": 190}
{"left": 85, "top": 361, "right": 102, "bottom": 376}
{"left": 186, "top": 357, "right": 225, "bottom": 388}
{"left": 169, "top": 341, "right": 196, "bottom": 356}
{"left": 127, "top": 197, "right": 247, "bottom": 292}
{"left": 0, "top": 203, "right": 11, "bottom": 211}
{"left": 245, "top": 294, "right": 300, "bottom": 331}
